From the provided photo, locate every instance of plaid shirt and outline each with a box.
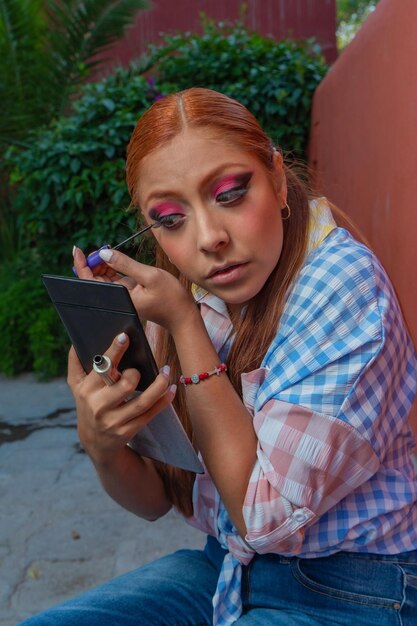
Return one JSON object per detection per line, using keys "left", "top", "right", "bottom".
{"left": 172, "top": 199, "right": 417, "bottom": 625}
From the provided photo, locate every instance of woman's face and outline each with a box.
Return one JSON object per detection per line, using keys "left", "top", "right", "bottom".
{"left": 136, "top": 128, "right": 286, "bottom": 311}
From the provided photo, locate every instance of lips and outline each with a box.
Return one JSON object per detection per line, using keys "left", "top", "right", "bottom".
{"left": 207, "top": 263, "right": 240, "bottom": 278}
{"left": 205, "top": 262, "right": 250, "bottom": 286}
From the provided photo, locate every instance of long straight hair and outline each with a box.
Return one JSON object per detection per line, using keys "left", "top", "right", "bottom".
{"left": 126, "top": 88, "right": 310, "bottom": 515}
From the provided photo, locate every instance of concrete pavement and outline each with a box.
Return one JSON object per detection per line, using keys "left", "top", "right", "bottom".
{"left": 0, "top": 373, "right": 204, "bottom": 625}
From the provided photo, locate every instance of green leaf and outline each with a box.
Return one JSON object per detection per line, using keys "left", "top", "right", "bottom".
{"left": 70, "top": 158, "right": 81, "bottom": 173}
{"left": 102, "top": 98, "right": 116, "bottom": 112}
{"left": 105, "top": 146, "right": 115, "bottom": 158}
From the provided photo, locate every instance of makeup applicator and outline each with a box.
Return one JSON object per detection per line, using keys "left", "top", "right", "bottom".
{"left": 72, "top": 220, "right": 167, "bottom": 276}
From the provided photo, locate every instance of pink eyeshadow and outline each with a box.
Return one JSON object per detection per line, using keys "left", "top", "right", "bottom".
{"left": 212, "top": 176, "right": 241, "bottom": 197}
{"left": 149, "top": 202, "right": 183, "bottom": 219}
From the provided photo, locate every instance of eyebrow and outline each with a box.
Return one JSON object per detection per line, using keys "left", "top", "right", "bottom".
{"left": 143, "top": 161, "right": 249, "bottom": 207}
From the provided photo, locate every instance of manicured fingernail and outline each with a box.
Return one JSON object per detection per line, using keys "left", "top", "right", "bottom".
{"left": 160, "top": 365, "right": 170, "bottom": 378}
{"left": 72, "top": 245, "right": 77, "bottom": 257}
{"left": 169, "top": 384, "right": 177, "bottom": 395}
{"left": 117, "top": 332, "right": 128, "bottom": 344}
{"left": 99, "top": 248, "right": 113, "bottom": 262}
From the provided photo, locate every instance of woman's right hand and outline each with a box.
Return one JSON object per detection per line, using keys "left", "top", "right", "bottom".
{"left": 67, "top": 332, "right": 176, "bottom": 465}
{"left": 73, "top": 245, "right": 137, "bottom": 289}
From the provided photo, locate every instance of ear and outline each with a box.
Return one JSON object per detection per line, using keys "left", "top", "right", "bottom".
{"left": 272, "top": 150, "right": 287, "bottom": 207}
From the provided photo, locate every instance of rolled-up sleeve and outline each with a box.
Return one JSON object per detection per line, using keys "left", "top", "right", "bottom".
{"left": 242, "top": 395, "right": 379, "bottom": 554}
{"left": 241, "top": 231, "right": 416, "bottom": 555}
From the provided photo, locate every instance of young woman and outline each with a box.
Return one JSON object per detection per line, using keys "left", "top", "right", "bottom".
{"left": 21, "top": 88, "right": 417, "bottom": 625}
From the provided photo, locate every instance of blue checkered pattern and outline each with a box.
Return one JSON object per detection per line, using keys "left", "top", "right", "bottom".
{"left": 183, "top": 220, "right": 417, "bottom": 626}
{"left": 212, "top": 503, "right": 243, "bottom": 626}
{"left": 255, "top": 228, "right": 417, "bottom": 558}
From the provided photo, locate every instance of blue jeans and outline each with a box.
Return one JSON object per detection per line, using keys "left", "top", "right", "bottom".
{"left": 18, "top": 536, "right": 417, "bottom": 625}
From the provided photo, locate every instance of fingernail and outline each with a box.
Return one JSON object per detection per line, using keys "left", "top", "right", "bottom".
{"left": 169, "top": 384, "right": 177, "bottom": 395}
{"left": 117, "top": 332, "right": 128, "bottom": 344}
{"left": 99, "top": 248, "right": 113, "bottom": 262}
{"left": 160, "top": 365, "right": 170, "bottom": 378}
{"left": 72, "top": 245, "right": 77, "bottom": 257}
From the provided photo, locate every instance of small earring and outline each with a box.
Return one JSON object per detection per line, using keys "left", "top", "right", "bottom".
{"left": 281, "top": 202, "right": 291, "bottom": 220}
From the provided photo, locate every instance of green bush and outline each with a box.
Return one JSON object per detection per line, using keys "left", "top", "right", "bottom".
{"left": 29, "top": 307, "right": 70, "bottom": 381}
{"left": 0, "top": 254, "right": 69, "bottom": 379}
{"left": 5, "top": 71, "right": 157, "bottom": 270}
{"left": 2, "top": 70, "right": 158, "bottom": 378}
{"left": 2, "top": 19, "right": 328, "bottom": 378}
{"left": 146, "top": 17, "right": 328, "bottom": 155}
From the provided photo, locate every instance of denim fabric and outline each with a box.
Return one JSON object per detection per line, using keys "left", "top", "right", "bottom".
{"left": 17, "top": 548, "right": 217, "bottom": 626}
{"left": 241, "top": 549, "right": 417, "bottom": 625}
{"left": 18, "top": 537, "right": 417, "bottom": 626}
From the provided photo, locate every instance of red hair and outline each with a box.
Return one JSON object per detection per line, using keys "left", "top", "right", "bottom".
{"left": 126, "top": 88, "right": 310, "bottom": 516}
{"left": 127, "top": 88, "right": 280, "bottom": 201}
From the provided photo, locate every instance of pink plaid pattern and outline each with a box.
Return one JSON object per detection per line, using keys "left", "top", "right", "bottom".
{"left": 242, "top": 370, "right": 380, "bottom": 554}
{"left": 186, "top": 370, "right": 381, "bottom": 556}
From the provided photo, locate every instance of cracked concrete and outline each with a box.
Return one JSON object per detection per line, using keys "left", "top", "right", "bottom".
{"left": 0, "top": 373, "right": 204, "bottom": 625}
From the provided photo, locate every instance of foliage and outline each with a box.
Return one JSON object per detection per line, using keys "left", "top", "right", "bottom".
{"left": 2, "top": 18, "right": 328, "bottom": 378}
{"left": 2, "top": 69, "right": 157, "bottom": 378}
{"left": 4, "top": 71, "right": 158, "bottom": 271}
{"left": 0, "top": 171, "right": 17, "bottom": 260}
{"left": 0, "top": 253, "right": 69, "bottom": 378}
{"left": 0, "top": 0, "right": 148, "bottom": 266}
{"left": 0, "top": 0, "right": 149, "bottom": 150}
{"left": 140, "top": 17, "right": 328, "bottom": 156}
{"left": 336, "top": 0, "right": 379, "bottom": 49}
{"left": 336, "top": 0, "right": 378, "bottom": 23}
{"left": 29, "top": 307, "right": 70, "bottom": 380}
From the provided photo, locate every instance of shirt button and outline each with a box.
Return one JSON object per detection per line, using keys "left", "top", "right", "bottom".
{"left": 293, "top": 509, "right": 307, "bottom": 523}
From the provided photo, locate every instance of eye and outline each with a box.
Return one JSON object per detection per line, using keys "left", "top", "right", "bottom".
{"left": 153, "top": 213, "right": 185, "bottom": 230}
{"left": 216, "top": 185, "right": 249, "bottom": 206}
{"left": 214, "top": 172, "right": 252, "bottom": 206}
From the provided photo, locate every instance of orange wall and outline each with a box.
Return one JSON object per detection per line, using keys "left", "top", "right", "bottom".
{"left": 309, "top": 0, "right": 417, "bottom": 433}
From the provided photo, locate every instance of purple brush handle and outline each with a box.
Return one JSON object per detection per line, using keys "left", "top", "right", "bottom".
{"left": 72, "top": 244, "right": 111, "bottom": 276}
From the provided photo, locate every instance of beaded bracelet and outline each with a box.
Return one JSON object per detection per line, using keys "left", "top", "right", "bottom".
{"left": 179, "top": 363, "right": 227, "bottom": 386}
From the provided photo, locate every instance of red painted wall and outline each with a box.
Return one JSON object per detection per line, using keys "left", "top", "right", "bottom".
{"left": 309, "top": 0, "right": 417, "bottom": 433}
{"left": 99, "top": 0, "right": 337, "bottom": 75}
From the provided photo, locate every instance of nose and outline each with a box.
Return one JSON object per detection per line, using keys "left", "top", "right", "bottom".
{"left": 195, "top": 210, "right": 230, "bottom": 253}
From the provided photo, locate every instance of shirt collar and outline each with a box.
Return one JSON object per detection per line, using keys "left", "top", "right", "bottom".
{"left": 306, "top": 197, "right": 336, "bottom": 255}
{"left": 191, "top": 283, "right": 230, "bottom": 317}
